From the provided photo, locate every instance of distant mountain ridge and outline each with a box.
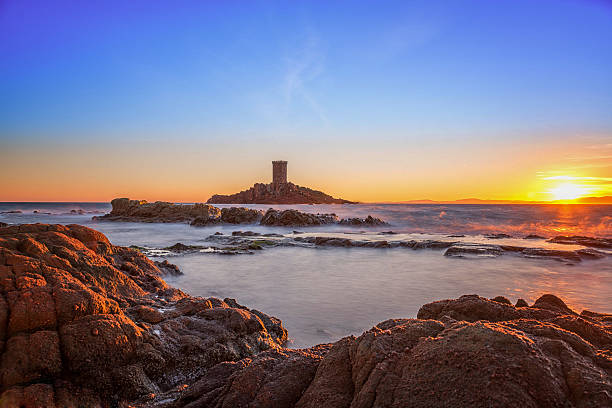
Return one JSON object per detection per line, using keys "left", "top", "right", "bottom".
{"left": 388, "top": 196, "right": 612, "bottom": 204}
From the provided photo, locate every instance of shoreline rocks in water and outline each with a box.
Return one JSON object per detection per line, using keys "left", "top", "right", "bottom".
{"left": 548, "top": 235, "right": 612, "bottom": 249}
{"left": 93, "top": 198, "right": 387, "bottom": 227}
{"left": 207, "top": 182, "right": 355, "bottom": 204}
{"left": 0, "top": 224, "right": 610, "bottom": 406}
{"left": 155, "top": 297, "right": 612, "bottom": 407}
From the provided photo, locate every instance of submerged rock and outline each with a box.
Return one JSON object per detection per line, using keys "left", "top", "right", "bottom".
{"left": 524, "top": 234, "right": 546, "bottom": 239}
{"left": 484, "top": 233, "right": 512, "bottom": 239}
{"left": 444, "top": 244, "right": 504, "bottom": 258}
{"left": 548, "top": 235, "right": 612, "bottom": 249}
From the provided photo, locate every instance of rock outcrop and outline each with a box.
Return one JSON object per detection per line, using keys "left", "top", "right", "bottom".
{"left": 191, "top": 207, "right": 264, "bottom": 226}
{"left": 260, "top": 209, "right": 339, "bottom": 226}
{"left": 153, "top": 294, "right": 611, "bottom": 407}
{"left": 207, "top": 182, "right": 355, "bottom": 204}
{"left": 94, "top": 198, "right": 386, "bottom": 228}
{"left": 4, "top": 223, "right": 610, "bottom": 406}
{"left": 0, "top": 224, "right": 286, "bottom": 406}
{"left": 338, "top": 215, "right": 388, "bottom": 226}
{"left": 93, "top": 198, "right": 221, "bottom": 223}
{"left": 548, "top": 235, "right": 612, "bottom": 249}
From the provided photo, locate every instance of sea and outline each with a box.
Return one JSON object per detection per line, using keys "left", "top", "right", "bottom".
{"left": 1, "top": 202, "right": 611, "bottom": 348}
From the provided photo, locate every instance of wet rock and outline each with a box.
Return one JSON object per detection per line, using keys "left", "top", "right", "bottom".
{"left": 444, "top": 244, "right": 503, "bottom": 258}
{"left": 220, "top": 207, "right": 264, "bottom": 224}
{"left": 515, "top": 298, "right": 529, "bottom": 307}
{"left": 548, "top": 235, "right": 612, "bottom": 249}
{"left": 491, "top": 295, "right": 512, "bottom": 305}
{"left": 338, "top": 215, "right": 388, "bottom": 226}
{"left": 0, "top": 224, "right": 286, "bottom": 406}
{"left": 484, "top": 233, "right": 512, "bottom": 239}
{"left": 260, "top": 209, "right": 339, "bottom": 226}
{"left": 154, "top": 260, "right": 182, "bottom": 275}
{"left": 521, "top": 247, "right": 582, "bottom": 262}
{"left": 232, "top": 230, "right": 261, "bottom": 236}
{"left": 189, "top": 216, "right": 220, "bottom": 226}
{"left": 95, "top": 198, "right": 221, "bottom": 223}
{"left": 0, "top": 210, "right": 21, "bottom": 214}
{"left": 163, "top": 243, "right": 205, "bottom": 252}
{"left": 524, "top": 234, "right": 546, "bottom": 239}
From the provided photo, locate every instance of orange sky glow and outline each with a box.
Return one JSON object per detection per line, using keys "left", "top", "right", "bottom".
{"left": 1, "top": 133, "right": 610, "bottom": 203}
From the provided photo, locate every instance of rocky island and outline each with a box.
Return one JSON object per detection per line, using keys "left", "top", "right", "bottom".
{"left": 207, "top": 161, "right": 355, "bottom": 204}
{"left": 0, "top": 223, "right": 610, "bottom": 407}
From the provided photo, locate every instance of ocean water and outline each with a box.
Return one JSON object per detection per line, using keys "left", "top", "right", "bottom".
{"left": 1, "top": 202, "right": 611, "bottom": 348}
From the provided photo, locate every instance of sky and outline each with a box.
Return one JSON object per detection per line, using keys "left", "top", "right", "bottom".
{"left": 1, "top": 0, "right": 611, "bottom": 202}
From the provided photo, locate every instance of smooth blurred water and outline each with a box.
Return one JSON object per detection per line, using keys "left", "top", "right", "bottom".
{"left": 1, "top": 202, "right": 611, "bottom": 347}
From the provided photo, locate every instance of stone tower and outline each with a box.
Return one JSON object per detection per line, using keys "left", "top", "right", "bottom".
{"left": 272, "top": 160, "right": 288, "bottom": 185}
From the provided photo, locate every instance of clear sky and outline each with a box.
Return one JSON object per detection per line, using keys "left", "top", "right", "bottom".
{"left": 1, "top": 0, "right": 611, "bottom": 202}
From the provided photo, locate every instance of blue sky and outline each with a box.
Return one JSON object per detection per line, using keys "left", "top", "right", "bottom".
{"left": 2, "top": 0, "right": 611, "bottom": 140}
{"left": 1, "top": 0, "right": 611, "bottom": 201}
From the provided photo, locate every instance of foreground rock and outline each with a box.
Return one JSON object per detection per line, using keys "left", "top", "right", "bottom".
{"left": 139, "top": 293, "right": 611, "bottom": 407}
{"left": 3, "top": 224, "right": 610, "bottom": 407}
{"left": 207, "top": 182, "right": 355, "bottom": 204}
{"left": 0, "top": 224, "right": 286, "bottom": 406}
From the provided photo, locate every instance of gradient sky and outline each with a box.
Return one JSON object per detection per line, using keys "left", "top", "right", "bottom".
{"left": 1, "top": 0, "right": 611, "bottom": 202}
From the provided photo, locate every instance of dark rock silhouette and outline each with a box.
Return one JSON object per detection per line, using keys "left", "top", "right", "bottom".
{"left": 95, "top": 198, "right": 385, "bottom": 227}
{"left": 548, "top": 235, "right": 612, "bottom": 249}
{"left": 208, "top": 160, "right": 355, "bottom": 204}
{"left": 208, "top": 182, "right": 354, "bottom": 204}
{"left": 260, "top": 208, "right": 339, "bottom": 226}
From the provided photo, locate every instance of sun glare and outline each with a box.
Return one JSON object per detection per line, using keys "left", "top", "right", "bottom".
{"left": 548, "top": 183, "right": 590, "bottom": 201}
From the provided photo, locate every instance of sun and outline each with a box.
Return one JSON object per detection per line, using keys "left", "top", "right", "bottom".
{"left": 548, "top": 183, "right": 590, "bottom": 201}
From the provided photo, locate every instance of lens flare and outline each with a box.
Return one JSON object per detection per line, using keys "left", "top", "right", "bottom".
{"left": 547, "top": 183, "right": 590, "bottom": 201}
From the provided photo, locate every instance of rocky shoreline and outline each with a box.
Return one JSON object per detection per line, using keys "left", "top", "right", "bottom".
{"left": 128, "top": 229, "right": 611, "bottom": 263}
{"left": 93, "top": 198, "right": 387, "bottom": 227}
{"left": 0, "top": 224, "right": 610, "bottom": 406}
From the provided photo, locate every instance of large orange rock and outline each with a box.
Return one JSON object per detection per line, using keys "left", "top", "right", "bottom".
{"left": 0, "top": 224, "right": 287, "bottom": 406}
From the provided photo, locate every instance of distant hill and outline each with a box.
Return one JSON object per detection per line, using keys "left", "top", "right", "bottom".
{"left": 572, "top": 196, "right": 612, "bottom": 204}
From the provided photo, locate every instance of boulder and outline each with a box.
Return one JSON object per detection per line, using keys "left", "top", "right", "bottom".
{"left": 0, "top": 224, "right": 286, "bottom": 406}
{"left": 260, "top": 209, "right": 339, "bottom": 226}
{"left": 338, "top": 215, "right": 387, "bottom": 226}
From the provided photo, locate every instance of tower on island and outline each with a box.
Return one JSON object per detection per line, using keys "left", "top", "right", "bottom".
{"left": 272, "top": 160, "right": 288, "bottom": 185}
